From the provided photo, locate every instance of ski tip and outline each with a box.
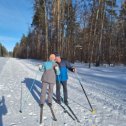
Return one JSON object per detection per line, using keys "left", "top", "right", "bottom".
{"left": 91, "top": 109, "right": 96, "bottom": 114}
{"left": 19, "top": 110, "right": 22, "bottom": 113}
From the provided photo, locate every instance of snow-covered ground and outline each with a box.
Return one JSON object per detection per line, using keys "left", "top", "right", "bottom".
{"left": 0, "top": 57, "right": 126, "bottom": 126}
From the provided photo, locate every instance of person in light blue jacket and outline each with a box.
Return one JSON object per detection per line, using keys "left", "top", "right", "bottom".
{"left": 39, "top": 54, "right": 60, "bottom": 107}
{"left": 55, "top": 54, "right": 75, "bottom": 105}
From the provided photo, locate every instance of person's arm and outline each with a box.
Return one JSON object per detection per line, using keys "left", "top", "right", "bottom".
{"left": 66, "top": 60, "right": 75, "bottom": 72}
{"left": 54, "top": 63, "right": 60, "bottom": 75}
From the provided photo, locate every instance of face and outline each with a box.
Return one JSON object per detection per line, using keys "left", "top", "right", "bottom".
{"left": 55, "top": 57, "right": 61, "bottom": 63}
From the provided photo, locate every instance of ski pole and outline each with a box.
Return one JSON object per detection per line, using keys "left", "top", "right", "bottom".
{"left": 19, "top": 70, "right": 39, "bottom": 113}
{"left": 19, "top": 82, "right": 23, "bottom": 113}
{"left": 75, "top": 72, "right": 95, "bottom": 114}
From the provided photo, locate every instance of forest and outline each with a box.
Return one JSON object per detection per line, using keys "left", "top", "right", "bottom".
{"left": 0, "top": 43, "right": 8, "bottom": 57}
{"left": 12, "top": 0, "right": 126, "bottom": 67}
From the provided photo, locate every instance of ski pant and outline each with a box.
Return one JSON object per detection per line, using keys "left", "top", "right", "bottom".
{"left": 40, "top": 82, "right": 55, "bottom": 105}
{"left": 56, "top": 81, "right": 68, "bottom": 102}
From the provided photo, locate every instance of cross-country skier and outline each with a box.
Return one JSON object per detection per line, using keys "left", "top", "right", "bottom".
{"left": 39, "top": 54, "right": 60, "bottom": 107}
{"left": 55, "top": 54, "right": 75, "bottom": 105}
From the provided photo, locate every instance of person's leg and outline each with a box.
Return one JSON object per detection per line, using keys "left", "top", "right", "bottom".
{"left": 48, "top": 83, "right": 55, "bottom": 105}
{"left": 40, "top": 82, "right": 48, "bottom": 105}
{"left": 56, "top": 81, "right": 61, "bottom": 103}
{"left": 62, "top": 81, "right": 68, "bottom": 104}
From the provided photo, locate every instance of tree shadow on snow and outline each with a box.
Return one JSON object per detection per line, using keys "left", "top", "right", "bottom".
{"left": 0, "top": 96, "right": 8, "bottom": 126}
{"left": 22, "top": 78, "right": 42, "bottom": 105}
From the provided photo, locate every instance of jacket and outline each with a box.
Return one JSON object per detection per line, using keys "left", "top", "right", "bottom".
{"left": 56, "top": 59, "right": 74, "bottom": 81}
{"left": 40, "top": 61, "right": 60, "bottom": 84}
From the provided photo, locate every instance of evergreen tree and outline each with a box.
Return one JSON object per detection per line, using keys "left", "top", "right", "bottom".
{"left": 0, "top": 43, "right": 8, "bottom": 57}
{"left": 12, "top": 0, "right": 126, "bottom": 65}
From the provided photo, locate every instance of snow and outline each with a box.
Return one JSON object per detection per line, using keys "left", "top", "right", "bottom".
{"left": 0, "top": 57, "right": 126, "bottom": 126}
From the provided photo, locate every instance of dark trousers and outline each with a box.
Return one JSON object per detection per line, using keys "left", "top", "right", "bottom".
{"left": 56, "top": 81, "right": 68, "bottom": 102}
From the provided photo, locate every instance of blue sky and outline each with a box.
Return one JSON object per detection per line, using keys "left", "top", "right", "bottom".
{"left": 0, "top": 0, "right": 33, "bottom": 51}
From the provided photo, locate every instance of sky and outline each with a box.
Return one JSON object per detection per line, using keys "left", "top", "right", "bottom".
{"left": 0, "top": 0, "right": 33, "bottom": 51}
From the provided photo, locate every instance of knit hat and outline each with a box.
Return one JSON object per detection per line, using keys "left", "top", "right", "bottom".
{"left": 49, "top": 54, "right": 56, "bottom": 60}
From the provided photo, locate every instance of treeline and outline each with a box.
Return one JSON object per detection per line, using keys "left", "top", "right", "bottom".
{"left": 13, "top": 0, "right": 126, "bottom": 66}
{"left": 0, "top": 43, "right": 8, "bottom": 57}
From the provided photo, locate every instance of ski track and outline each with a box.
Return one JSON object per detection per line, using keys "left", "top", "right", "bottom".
{"left": 0, "top": 57, "right": 126, "bottom": 126}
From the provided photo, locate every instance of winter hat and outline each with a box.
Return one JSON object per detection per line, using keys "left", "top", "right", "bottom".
{"left": 49, "top": 54, "right": 56, "bottom": 61}
{"left": 55, "top": 54, "right": 61, "bottom": 63}
{"left": 55, "top": 53, "right": 60, "bottom": 57}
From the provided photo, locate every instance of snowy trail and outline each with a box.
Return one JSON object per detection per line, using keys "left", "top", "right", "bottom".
{"left": 0, "top": 58, "right": 40, "bottom": 126}
{"left": 0, "top": 57, "right": 126, "bottom": 126}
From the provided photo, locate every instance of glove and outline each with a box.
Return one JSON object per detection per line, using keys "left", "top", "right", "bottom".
{"left": 72, "top": 68, "right": 76, "bottom": 72}
{"left": 39, "top": 65, "right": 42, "bottom": 71}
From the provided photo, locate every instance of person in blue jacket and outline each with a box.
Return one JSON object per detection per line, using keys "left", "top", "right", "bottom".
{"left": 55, "top": 54, "right": 75, "bottom": 105}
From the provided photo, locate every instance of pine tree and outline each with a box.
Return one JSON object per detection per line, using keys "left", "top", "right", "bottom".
{"left": 0, "top": 43, "right": 8, "bottom": 57}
